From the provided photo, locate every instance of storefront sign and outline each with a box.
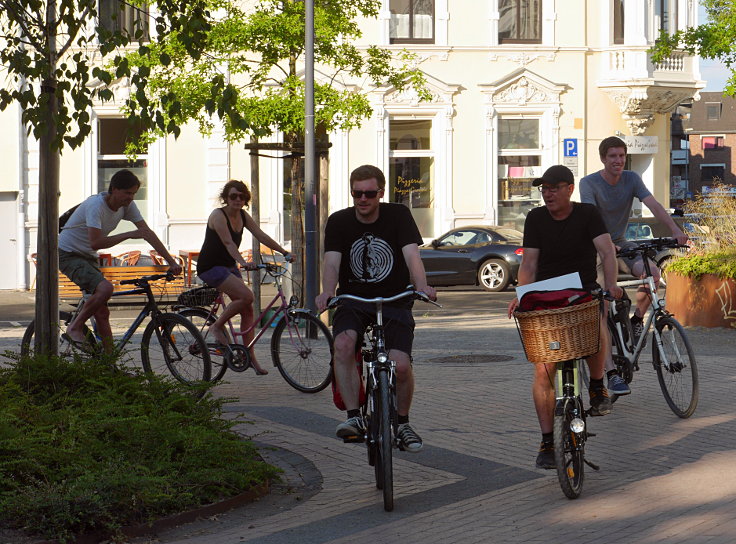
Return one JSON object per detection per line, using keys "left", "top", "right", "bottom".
{"left": 624, "top": 136, "right": 658, "bottom": 154}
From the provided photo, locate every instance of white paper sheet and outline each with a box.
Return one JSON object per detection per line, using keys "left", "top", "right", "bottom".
{"left": 515, "top": 272, "right": 583, "bottom": 301}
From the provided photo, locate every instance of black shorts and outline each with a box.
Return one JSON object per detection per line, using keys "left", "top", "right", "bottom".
{"left": 332, "top": 300, "right": 415, "bottom": 356}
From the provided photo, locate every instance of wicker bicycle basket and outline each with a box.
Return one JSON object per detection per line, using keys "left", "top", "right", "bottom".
{"left": 177, "top": 286, "right": 219, "bottom": 308}
{"left": 514, "top": 299, "right": 600, "bottom": 364}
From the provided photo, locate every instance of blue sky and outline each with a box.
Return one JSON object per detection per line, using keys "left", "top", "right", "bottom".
{"left": 698, "top": 4, "right": 730, "bottom": 91}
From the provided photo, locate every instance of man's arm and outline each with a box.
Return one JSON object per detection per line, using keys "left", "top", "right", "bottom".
{"left": 507, "top": 247, "right": 539, "bottom": 318}
{"left": 401, "top": 243, "right": 437, "bottom": 301}
{"left": 592, "top": 233, "right": 622, "bottom": 299}
{"left": 88, "top": 226, "right": 145, "bottom": 251}
{"left": 641, "top": 195, "right": 688, "bottom": 245}
{"left": 133, "top": 220, "right": 183, "bottom": 275}
{"left": 315, "top": 251, "right": 342, "bottom": 311}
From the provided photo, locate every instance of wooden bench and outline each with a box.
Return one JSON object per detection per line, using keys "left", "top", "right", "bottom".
{"left": 58, "top": 265, "right": 186, "bottom": 303}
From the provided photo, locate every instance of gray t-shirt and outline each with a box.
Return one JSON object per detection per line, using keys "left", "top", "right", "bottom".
{"left": 58, "top": 192, "right": 143, "bottom": 257}
{"left": 579, "top": 170, "right": 651, "bottom": 244}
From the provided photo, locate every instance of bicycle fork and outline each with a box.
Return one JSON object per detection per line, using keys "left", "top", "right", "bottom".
{"left": 555, "top": 360, "right": 599, "bottom": 471}
{"left": 367, "top": 359, "right": 397, "bottom": 446}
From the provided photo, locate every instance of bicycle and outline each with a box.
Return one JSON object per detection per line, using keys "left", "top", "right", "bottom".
{"left": 326, "top": 289, "right": 440, "bottom": 512}
{"left": 21, "top": 272, "right": 212, "bottom": 388}
{"left": 583, "top": 238, "right": 699, "bottom": 418}
{"left": 176, "top": 262, "right": 334, "bottom": 393}
{"left": 515, "top": 293, "right": 603, "bottom": 499}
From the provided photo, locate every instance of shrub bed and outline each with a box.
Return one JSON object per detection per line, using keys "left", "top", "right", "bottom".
{"left": 0, "top": 353, "right": 279, "bottom": 543}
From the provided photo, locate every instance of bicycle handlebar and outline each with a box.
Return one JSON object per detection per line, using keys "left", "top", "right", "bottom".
{"left": 119, "top": 271, "right": 176, "bottom": 286}
{"left": 617, "top": 237, "right": 686, "bottom": 260}
{"left": 327, "top": 289, "right": 442, "bottom": 310}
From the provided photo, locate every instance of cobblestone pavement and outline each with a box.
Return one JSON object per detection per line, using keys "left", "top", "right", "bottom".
{"left": 1, "top": 291, "right": 734, "bottom": 544}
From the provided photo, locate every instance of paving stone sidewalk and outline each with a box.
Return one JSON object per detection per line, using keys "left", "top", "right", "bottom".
{"left": 0, "top": 293, "right": 734, "bottom": 544}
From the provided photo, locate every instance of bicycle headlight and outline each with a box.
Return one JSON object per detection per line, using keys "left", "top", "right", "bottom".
{"left": 570, "top": 417, "right": 585, "bottom": 433}
{"left": 377, "top": 352, "right": 389, "bottom": 364}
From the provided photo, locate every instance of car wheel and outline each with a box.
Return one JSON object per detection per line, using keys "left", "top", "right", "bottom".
{"left": 478, "top": 259, "right": 511, "bottom": 292}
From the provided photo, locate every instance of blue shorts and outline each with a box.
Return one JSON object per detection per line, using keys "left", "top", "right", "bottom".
{"left": 332, "top": 300, "right": 415, "bottom": 356}
{"left": 197, "top": 266, "right": 242, "bottom": 288}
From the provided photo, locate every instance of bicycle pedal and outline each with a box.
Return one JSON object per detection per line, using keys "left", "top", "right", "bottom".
{"left": 342, "top": 435, "right": 363, "bottom": 444}
{"left": 584, "top": 458, "right": 600, "bottom": 471}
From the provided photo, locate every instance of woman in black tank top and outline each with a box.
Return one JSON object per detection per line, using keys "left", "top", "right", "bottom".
{"left": 196, "top": 180, "right": 291, "bottom": 375}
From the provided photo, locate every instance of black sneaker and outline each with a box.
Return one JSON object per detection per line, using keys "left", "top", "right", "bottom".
{"left": 535, "top": 441, "right": 555, "bottom": 469}
{"left": 631, "top": 315, "right": 645, "bottom": 347}
{"left": 397, "top": 423, "right": 423, "bottom": 453}
{"left": 336, "top": 416, "right": 365, "bottom": 439}
{"left": 589, "top": 386, "right": 613, "bottom": 416}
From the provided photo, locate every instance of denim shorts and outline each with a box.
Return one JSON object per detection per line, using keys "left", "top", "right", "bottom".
{"left": 197, "top": 265, "right": 242, "bottom": 288}
{"left": 332, "top": 300, "right": 415, "bottom": 356}
{"left": 59, "top": 250, "right": 105, "bottom": 294}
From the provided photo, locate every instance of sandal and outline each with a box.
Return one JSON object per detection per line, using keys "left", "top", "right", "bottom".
{"left": 61, "top": 333, "right": 97, "bottom": 355}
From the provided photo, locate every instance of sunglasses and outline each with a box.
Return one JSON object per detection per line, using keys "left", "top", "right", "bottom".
{"left": 228, "top": 193, "right": 246, "bottom": 201}
{"left": 351, "top": 189, "right": 380, "bottom": 199}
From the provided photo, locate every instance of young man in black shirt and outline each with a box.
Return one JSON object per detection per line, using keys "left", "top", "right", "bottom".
{"left": 507, "top": 165, "right": 622, "bottom": 469}
{"left": 316, "top": 165, "right": 436, "bottom": 452}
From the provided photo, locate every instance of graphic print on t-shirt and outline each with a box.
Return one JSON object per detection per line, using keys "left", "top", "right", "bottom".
{"left": 349, "top": 233, "right": 394, "bottom": 284}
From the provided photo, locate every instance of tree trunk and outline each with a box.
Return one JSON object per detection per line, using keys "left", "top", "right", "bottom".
{"left": 35, "top": 86, "right": 61, "bottom": 355}
{"left": 289, "top": 140, "right": 305, "bottom": 303}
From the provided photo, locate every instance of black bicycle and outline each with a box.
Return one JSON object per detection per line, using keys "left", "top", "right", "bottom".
{"left": 21, "top": 272, "right": 212, "bottom": 388}
{"left": 327, "top": 289, "right": 439, "bottom": 512}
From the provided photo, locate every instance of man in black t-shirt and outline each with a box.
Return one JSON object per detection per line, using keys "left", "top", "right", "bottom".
{"left": 506, "top": 165, "right": 622, "bottom": 470}
{"left": 316, "top": 165, "right": 436, "bottom": 453}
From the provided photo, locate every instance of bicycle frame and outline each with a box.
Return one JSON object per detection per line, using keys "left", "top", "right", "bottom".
{"left": 74, "top": 281, "right": 169, "bottom": 351}
{"left": 556, "top": 358, "right": 583, "bottom": 402}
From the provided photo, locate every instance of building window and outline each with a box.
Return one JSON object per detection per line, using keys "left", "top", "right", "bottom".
{"left": 613, "top": 0, "right": 625, "bottom": 44}
{"left": 498, "top": 0, "right": 542, "bottom": 44}
{"left": 701, "top": 164, "right": 725, "bottom": 183}
{"left": 655, "top": 0, "right": 670, "bottom": 33}
{"left": 99, "top": 0, "right": 150, "bottom": 40}
{"left": 98, "top": 118, "right": 149, "bottom": 226}
{"left": 706, "top": 102, "right": 722, "bottom": 121}
{"left": 390, "top": 0, "right": 434, "bottom": 44}
{"left": 388, "top": 119, "right": 434, "bottom": 237}
{"left": 497, "top": 116, "right": 542, "bottom": 232}
{"left": 702, "top": 135, "right": 725, "bottom": 150}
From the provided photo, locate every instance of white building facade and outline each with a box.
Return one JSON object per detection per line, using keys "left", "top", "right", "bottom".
{"left": 1, "top": 0, "right": 704, "bottom": 290}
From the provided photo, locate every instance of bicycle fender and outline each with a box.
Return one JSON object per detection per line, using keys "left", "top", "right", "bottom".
{"left": 554, "top": 399, "right": 567, "bottom": 417}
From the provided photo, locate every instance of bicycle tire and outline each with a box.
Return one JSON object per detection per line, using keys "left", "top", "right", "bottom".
{"left": 141, "top": 313, "right": 211, "bottom": 387}
{"left": 21, "top": 311, "right": 95, "bottom": 357}
{"left": 178, "top": 307, "right": 229, "bottom": 382}
{"left": 652, "top": 315, "right": 699, "bottom": 418}
{"left": 271, "top": 311, "right": 333, "bottom": 393}
{"left": 377, "top": 369, "right": 394, "bottom": 511}
{"left": 554, "top": 396, "right": 585, "bottom": 499}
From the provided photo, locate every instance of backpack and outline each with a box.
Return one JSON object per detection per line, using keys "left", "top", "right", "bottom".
{"left": 59, "top": 203, "right": 81, "bottom": 232}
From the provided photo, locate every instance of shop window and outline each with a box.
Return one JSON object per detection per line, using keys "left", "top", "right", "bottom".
{"left": 497, "top": 116, "right": 542, "bottom": 232}
{"left": 498, "top": 0, "right": 541, "bottom": 44}
{"left": 388, "top": 119, "right": 434, "bottom": 236}
{"left": 390, "top": 0, "right": 434, "bottom": 44}
{"left": 701, "top": 164, "right": 725, "bottom": 183}
{"left": 98, "top": 118, "right": 149, "bottom": 228}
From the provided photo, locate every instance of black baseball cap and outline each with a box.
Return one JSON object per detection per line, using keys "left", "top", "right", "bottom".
{"left": 532, "top": 165, "right": 575, "bottom": 187}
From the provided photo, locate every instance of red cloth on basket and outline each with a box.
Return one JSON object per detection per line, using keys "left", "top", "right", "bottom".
{"left": 518, "top": 289, "right": 592, "bottom": 311}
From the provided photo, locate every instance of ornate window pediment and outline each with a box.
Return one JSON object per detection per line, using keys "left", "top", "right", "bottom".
{"left": 379, "top": 72, "right": 460, "bottom": 106}
{"left": 480, "top": 69, "right": 566, "bottom": 106}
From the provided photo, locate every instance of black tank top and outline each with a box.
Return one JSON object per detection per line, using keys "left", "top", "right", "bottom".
{"left": 196, "top": 208, "right": 246, "bottom": 274}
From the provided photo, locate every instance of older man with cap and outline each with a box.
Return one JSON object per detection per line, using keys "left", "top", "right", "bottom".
{"left": 507, "top": 165, "right": 622, "bottom": 470}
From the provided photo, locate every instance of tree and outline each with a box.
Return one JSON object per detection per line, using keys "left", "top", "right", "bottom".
{"left": 121, "top": 0, "right": 430, "bottom": 297}
{"left": 651, "top": 0, "right": 736, "bottom": 95}
{"left": 0, "top": 0, "right": 212, "bottom": 354}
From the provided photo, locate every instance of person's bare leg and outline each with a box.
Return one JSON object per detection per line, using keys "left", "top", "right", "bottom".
{"left": 210, "top": 275, "right": 249, "bottom": 347}
{"left": 333, "top": 330, "right": 360, "bottom": 410}
{"left": 391, "top": 349, "right": 414, "bottom": 417}
{"left": 66, "top": 280, "right": 113, "bottom": 343}
{"left": 532, "top": 362, "right": 557, "bottom": 434}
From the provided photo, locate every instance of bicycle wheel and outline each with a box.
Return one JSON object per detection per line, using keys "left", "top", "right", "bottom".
{"left": 377, "top": 369, "right": 394, "bottom": 511}
{"left": 21, "top": 311, "right": 95, "bottom": 357}
{"left": 271, "top": 311, "right": 333, "bottom": 393}
{"left": 652, "top": 315, "right": 699, "bottom": 418}
{"left": 554, "top": 397, "right": 585, "bottom": 499}
{"left": 141, "top": 313, "right": 211, "bottom": 386}
{"left": 178, "top": 307, "right": 229, "bottom": 382}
